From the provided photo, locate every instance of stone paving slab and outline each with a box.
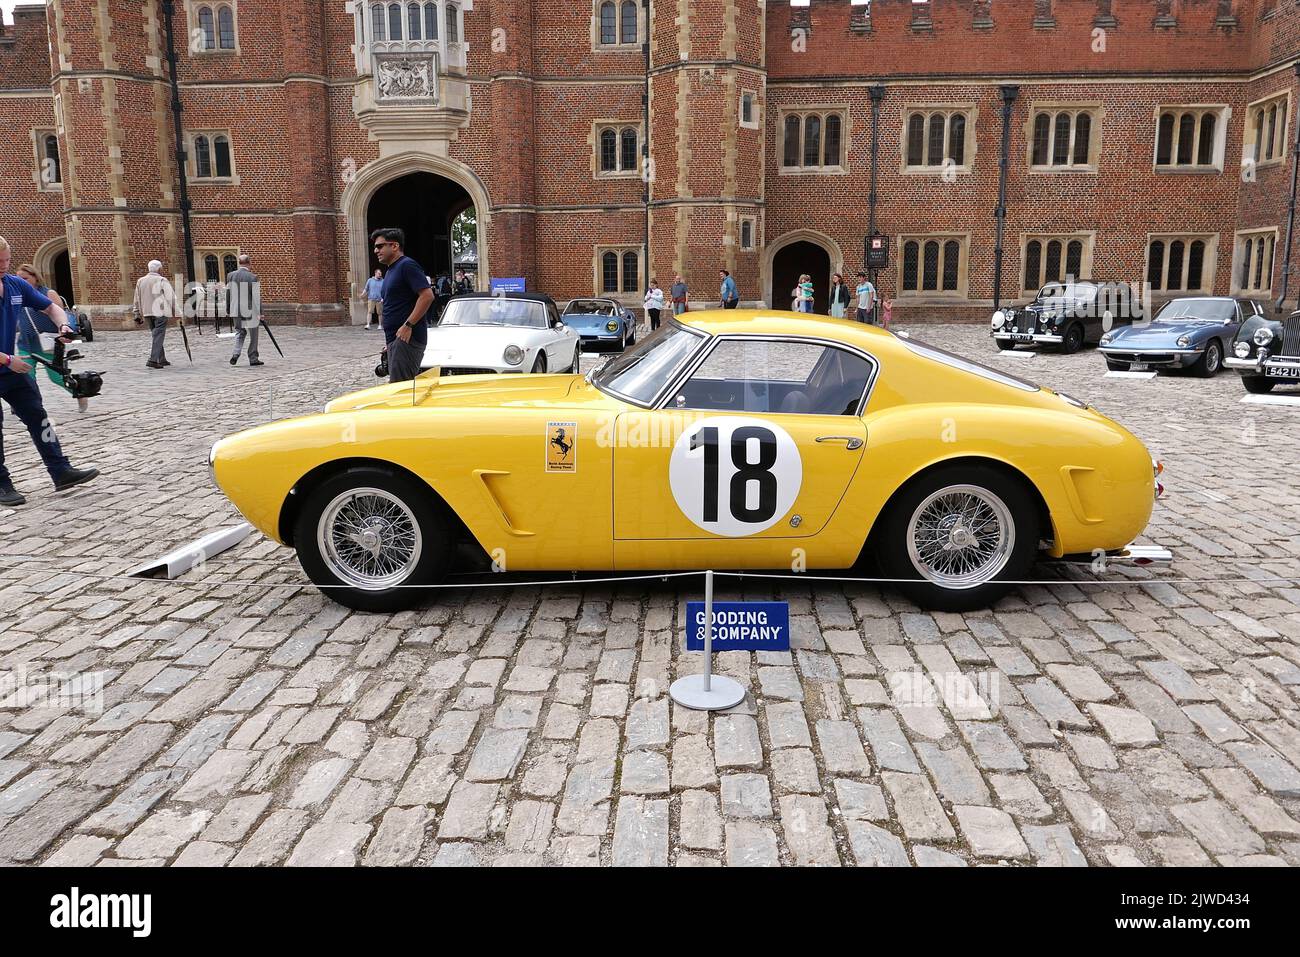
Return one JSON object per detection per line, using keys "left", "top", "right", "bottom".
{"left": 0, "top": 324, "right": 1299, "bottom": 866}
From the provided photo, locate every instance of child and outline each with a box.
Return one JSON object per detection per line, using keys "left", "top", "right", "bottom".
{"left": 881, "top": 298, "right": 894, "bottom": 330}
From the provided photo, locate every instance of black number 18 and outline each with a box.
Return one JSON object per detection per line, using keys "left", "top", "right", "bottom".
{"left": 691, "top": 425, "right": 778, "bottom": 524}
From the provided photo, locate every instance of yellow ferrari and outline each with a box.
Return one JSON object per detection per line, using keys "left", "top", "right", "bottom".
{"left": 210, "top": 310, "right": 1162, "bottom": 612}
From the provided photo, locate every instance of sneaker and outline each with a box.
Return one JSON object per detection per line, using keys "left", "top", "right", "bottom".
{"left": 0, "top": 485, "right": 25, "bottom": 507}
{"left": 161, "top": 360, "right": 171, "bottom": 366}
{"left": 230, "top": 356, "right": 238, "bottom": 365}
{"left": 146, "top": 360, "right": 163, "bottom": 369}
{"left": 249, "top": 360, "right": 264, "bottom": 367}
{"left": 53, "top": 467, "right": 99, "bottom": 491}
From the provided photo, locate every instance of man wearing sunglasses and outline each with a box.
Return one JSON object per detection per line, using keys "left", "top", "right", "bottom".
{"left": 370, "top": 228, "right": 433, "bottom": 383}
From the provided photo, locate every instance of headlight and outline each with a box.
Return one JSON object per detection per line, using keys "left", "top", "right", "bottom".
{"left": 1099, "top": 332, "right": 1114, "bottom": 345}
{"left": 503, "top": 345, "right": 524, "bottom": 366}
{"left": 1235, "top": 341, "right": 1251, "bottom": 359}
{"left": 991, "top": 310, "right": 1005, "bottom": 329}
{"left": 1254, "top": 327, "right": 1275, "bottom": 347}
{"left": 1176, "top": 335, "right": 1191, "bottom": 348}
{"left": 606, "top": 319, "right": 620, "bottom": 333}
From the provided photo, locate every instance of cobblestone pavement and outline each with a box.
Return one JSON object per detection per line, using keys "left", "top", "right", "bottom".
{"left": 2, "top": 320, "right": 1300, "bottom": 867}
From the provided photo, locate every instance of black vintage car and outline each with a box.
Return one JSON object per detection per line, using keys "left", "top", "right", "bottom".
{"left": 991, "top": 280, "right": 1144, "bottom": 354}
{"left": 1224, "top": 307, "right": 1300, "bottom": 393}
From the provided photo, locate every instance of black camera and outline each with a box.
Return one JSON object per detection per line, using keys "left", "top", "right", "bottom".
{"left": 30, "top": 339, "right": 103, "bottom": 399}
{"left": 374, "top": 349, "right": 388, "bottom": 378}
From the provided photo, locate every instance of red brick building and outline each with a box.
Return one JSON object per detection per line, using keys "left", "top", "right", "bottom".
{"left": 2, "top": 0, "right": 1300, "bottom": 326}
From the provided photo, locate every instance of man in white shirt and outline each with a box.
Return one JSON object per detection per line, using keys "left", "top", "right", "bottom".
{"left": 854, "top": 271, "right": 877, "bottom": 324}
{"left": 132, "top": 260, "right": 180, "bottom": 369}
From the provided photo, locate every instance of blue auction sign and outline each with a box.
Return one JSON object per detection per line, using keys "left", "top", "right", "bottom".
{"left": 686, "top": 601, "right": 790, "bottom": 651}
{"left": 490, "top": 276, "right": 526, "bottom": 294}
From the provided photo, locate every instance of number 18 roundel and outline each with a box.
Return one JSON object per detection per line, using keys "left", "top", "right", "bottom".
{"left": 669, "top": 416, "right": 803, "bottom": 537}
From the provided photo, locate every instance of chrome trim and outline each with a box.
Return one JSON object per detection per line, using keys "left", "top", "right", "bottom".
{"left": 653, "top": 333, "right": 881, "bottom": 418}
{"left": 1098, "top": 346, "right": 1201, "bottom": 356}
{"left": 816, "top": 435, "right": 865, "bottom": 450}
{"left": 994, "top": 332, "right": 1062, "bottom": 344}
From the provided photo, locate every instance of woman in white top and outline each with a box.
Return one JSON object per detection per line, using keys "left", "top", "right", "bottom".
{"left": 644, "top": 279, "right": 666, "bottom": 331}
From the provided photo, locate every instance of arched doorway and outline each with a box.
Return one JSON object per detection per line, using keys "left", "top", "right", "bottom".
{"left": 51, "top": 251, "right": 74, "bottom": 308}
{"left": 771, "top": 240, "right": 832, "bottom": 315}
{"left": 366, "top": 171, "right": 472, "bottom": 288}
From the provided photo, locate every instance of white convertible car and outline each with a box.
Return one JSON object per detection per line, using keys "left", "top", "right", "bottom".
{"left": 420, "top": 293, "right": 581, "bottom": 375}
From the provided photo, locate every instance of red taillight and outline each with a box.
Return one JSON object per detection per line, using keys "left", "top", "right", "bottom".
{"left": 1155, "top": 481, "right": 1165, "bottom": 500}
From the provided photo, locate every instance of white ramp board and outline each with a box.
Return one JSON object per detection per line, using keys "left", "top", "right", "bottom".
{"left": 128, "top": 523, "right": 253, "bottom": 579}
{"left": 1105, "top": 371, "right": 1158, "bottom": 379}
{"left": 1240, "top": 393, "right": 1300, "bottom": 407}
{"left": 996, "top": 350, "right": 1036, "bottom": 358}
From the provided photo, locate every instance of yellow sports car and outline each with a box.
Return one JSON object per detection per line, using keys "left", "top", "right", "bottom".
{"left": 210, "top": 310, "right": 1162, "bottom": 612}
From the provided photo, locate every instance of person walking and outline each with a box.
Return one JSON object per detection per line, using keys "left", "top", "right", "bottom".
{"left": 829, "top": 273, "right": 851, "bottom": 319}
{"left": 719, "top": 269, "right": 740, "bottom": 309}
{"left": 0, "top": 237, "right": 98, "bottom": 506}
{"left": 372, "top": 228, "right": 434, "bottom": 383}
{"left": 363, "top": 268, "right": 383, "bottom": 329}
{"left": 644, "top": 278, "right": 665, "bottom": 331}
{"left": 226, "top": 254, "right": 263, "bottom": 366}
{"left": 854, "top": 271, "right": 877, "bottom": 324}
{"left": 14, "top": 264, "right": 87, "bottom": 412}
{"left": 133, "top": 259, "right": 179, "bottom": 369}
{"left": 453, "top": 268, "right": 473, "bottom": 295}
{"left": 670, "top": 273, "right": 689, "bottom": 315}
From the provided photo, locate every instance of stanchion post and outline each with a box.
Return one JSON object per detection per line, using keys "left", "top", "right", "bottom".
{"left": 669, "top": 569, "right": 745, "bottom": 711}
{"left": 702, "top": 568, "right": 713, "bottom": 692}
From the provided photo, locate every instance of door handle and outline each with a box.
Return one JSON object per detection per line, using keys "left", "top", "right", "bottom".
{"left": 816, "top": 435, "right": 864, "bottom": 450}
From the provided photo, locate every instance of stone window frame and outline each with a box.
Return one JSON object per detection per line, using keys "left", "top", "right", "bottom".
{"left": 900, "top": 104, "right": 978, "bottom": 176}
{"left": 777, "top": 106, "right": 851, "bottom": 175}
{"left": 194, "top": 247, "right": 242, "bottom": 285}
{"left": 592, "top": 0, "right": 643, "bottom": 51}
{"left": 1232, "top": 227, "right": 1279, "bottom": 297}
{"left": 187, "top": 130, "right": 239, "bottom": 184}
{"left": 739, "top": 216, "right": 757, "bottom": 252}
{"left": 739, "top": 90, "right": 760, "bottom": 130}
{"left": 186, "top": 1, "right": 240, "bottom": 56}
{"left": 594, "top": 245, "right": 643, "bottom": 298}
{"left": 590, "top": 121, "right": 643, "bottom": 180}
{"left": 896, "top": 232, "right": 971, "bottom": 300}
{"left": 1244, "top": 91, "right": 1291, "bottom": 171}
{"left": 1152, "top": 105, "right": 1229, "bottom": 174}
{"left": 1025, "top": 103, "right": 1102, "bottom": 174}
{"left": 1144, "top": 233, "right": 1218, "bottom": 294}
{"left": 1018, "top": 232, "right": 1096, "bottom": 297}
{"left": 32, "top": 128, "right": 61, "bottom": 192}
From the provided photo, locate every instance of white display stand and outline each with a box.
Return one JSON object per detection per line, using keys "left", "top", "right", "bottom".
{"left": 669, "top": 570, "right": 746, "bottom": 711}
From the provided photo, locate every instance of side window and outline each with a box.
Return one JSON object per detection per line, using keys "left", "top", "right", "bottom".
{"left": 674, "top": 339, "right": 871, "bottom": 416}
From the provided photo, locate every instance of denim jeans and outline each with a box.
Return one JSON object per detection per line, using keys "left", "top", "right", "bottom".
{"left": 0, "top": 371, "right": 71, "bottom": 485}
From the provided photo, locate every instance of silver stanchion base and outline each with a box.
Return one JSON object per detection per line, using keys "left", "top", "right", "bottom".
{"left": 669, "top": 674, "right": 746, "bottom": 712}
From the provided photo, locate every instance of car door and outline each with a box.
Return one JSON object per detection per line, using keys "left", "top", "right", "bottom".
{"left": 612, "top": 336, "right": 874, "bottom": 562}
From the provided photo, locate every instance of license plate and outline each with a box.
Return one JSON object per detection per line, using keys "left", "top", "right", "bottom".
{"left": 1011, "top": 333, "right": 1033, "bottom": 341}
{"left": 1266, "top": 366, "right": 1296, "bottom": 378}
{"left": 1129, "top": 364, "right": 1148, "bottom": 372}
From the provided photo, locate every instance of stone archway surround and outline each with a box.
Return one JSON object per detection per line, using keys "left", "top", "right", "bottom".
{"left": 761, "top": 229, "right": 845, "bottom": 309}
{"left": 339, "top": 152, "right": 492, "bottom": 323}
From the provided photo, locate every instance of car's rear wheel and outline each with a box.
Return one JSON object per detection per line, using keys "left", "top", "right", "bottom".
{"left": 876, "top": 465, "right": 1038, "bottom": 612}
{"left": 1243, "top": 375, "right": 1275, "bottom": 394}
{"left": 1105, "top": 358, "right": 1130, "bottom": 372}
{"left": 1062, "top": 323, "right": 1085, "bottom": 354}
{"left": 293, "top": 466, "right": 450, "bottom": 612}
{"left": 531, "top": 352, "right": 547, "bottom": 373}
{"left": 1191, "top": 339, "right": 1222, "bottom": 378}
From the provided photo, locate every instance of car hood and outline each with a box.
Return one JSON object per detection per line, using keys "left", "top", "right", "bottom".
{"left": 1108, "top": 320, "right": 1225, "bottom": 343}
{"left": 422, "top": 324, "right": 548, "bottom": 365}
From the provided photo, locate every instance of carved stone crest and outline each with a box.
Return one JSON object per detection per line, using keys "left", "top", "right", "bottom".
{"left": 375, "top": 54, "right": 438, "bottom": 102}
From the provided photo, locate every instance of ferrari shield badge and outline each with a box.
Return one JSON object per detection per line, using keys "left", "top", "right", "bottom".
{"left": 546, "top": 421, "right": 577, "bottom": 473}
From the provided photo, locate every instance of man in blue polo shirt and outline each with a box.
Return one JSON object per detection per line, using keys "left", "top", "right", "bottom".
{"left": 0, "top": 237, "right": 98, "bottom": 506}
{"left": 371, "top": 228, "right": 433, "bottom": 383}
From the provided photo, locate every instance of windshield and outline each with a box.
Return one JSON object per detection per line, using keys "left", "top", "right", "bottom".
{"left": 898, "top": 334, "right": 1040, "bottom": 393}
{"left": 1036, "top": 281, "right": 1099, "bottom": 304}
{"left": 565, "top": 300, "right": 615, "bottom": 316}
{"left": 440, "top": 298, "right": 548, "bottom": 329}
{"left": 593, "top": 321, "right": 707, "bottom": 405}
{"left": 1153, "top": 298, "right": 1236, "bottom": 323}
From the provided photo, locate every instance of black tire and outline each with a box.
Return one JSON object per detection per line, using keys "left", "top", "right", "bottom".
{"left": 293, "top": 466, "right": 450, "bottom": 613}
{"left": 567, "top": 345, "right": 581, "bottom": 373}
{"left": 531, "top": 352, "right": 547, "bottom": 374}
{"left": 1105, "top": 358, "right": 1129, "bottom": 372}
{"left": 1190, "top": 339, "right": 1223, "bottom": 378}
{"left": 1061, "top": 323, "right": 1085, "bottom": 354}
{"left": 1243, "top": 375, "right": 1275, "bottom": 394}
{"left": 874, "top": 464, "right": 1039, "bottom": 612}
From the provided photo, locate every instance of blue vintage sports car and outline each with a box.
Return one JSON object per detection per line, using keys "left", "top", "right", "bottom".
{"left": 560, "top": 298, "right": 638, "bottom": 351}
{"left": 1098, "top": 296, "right": 1261, "bottom": 376}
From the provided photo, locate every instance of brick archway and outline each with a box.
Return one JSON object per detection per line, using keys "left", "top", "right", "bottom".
{"left": 341, "top": 153, "right": 492, "bottom": 324}
{"left": 763, "top": 230, "right": 843, "bottom": 312}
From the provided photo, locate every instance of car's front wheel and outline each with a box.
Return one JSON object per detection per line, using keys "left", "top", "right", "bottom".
{"left": 293, "top": 466, "right": 450, "bottom": 612}
{"left": 567, "top": 344, "right": 581, "bottom": 373}
{"left": 531, "top": 352, "right": 547, "bottom": 373}
{"left": 1190, "top": 339, "right": 1222, "bottom": 378}
{"left": 1062, "top": 323, "right": 1085, "bottom": 354}
{"left": 875, "top": 465, "right": 1038, "bottom": 612}
{"left": 1243, "top": 375, "right": 1275, "bottom": 394}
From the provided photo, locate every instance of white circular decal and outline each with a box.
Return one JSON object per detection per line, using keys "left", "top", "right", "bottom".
{"left": 669, "top": 417, "right": 802, "bottom": 537}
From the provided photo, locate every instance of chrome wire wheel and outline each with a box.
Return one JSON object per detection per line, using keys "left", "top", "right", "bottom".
{"left": 905, "top": 484, "right": 1015, "bottom": 590}
{"left": 317, "top": 487, "right": 423, "bottom": 591}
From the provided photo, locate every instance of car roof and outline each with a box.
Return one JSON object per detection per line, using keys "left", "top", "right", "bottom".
{"left": 451, "top": 292, "right": 557, "bottom": 305}
{"left": 563, "top": 298, "right": 617, "bottom": 308}
{"left": 673, "top": 308, "right": 896, "bottom": 344}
